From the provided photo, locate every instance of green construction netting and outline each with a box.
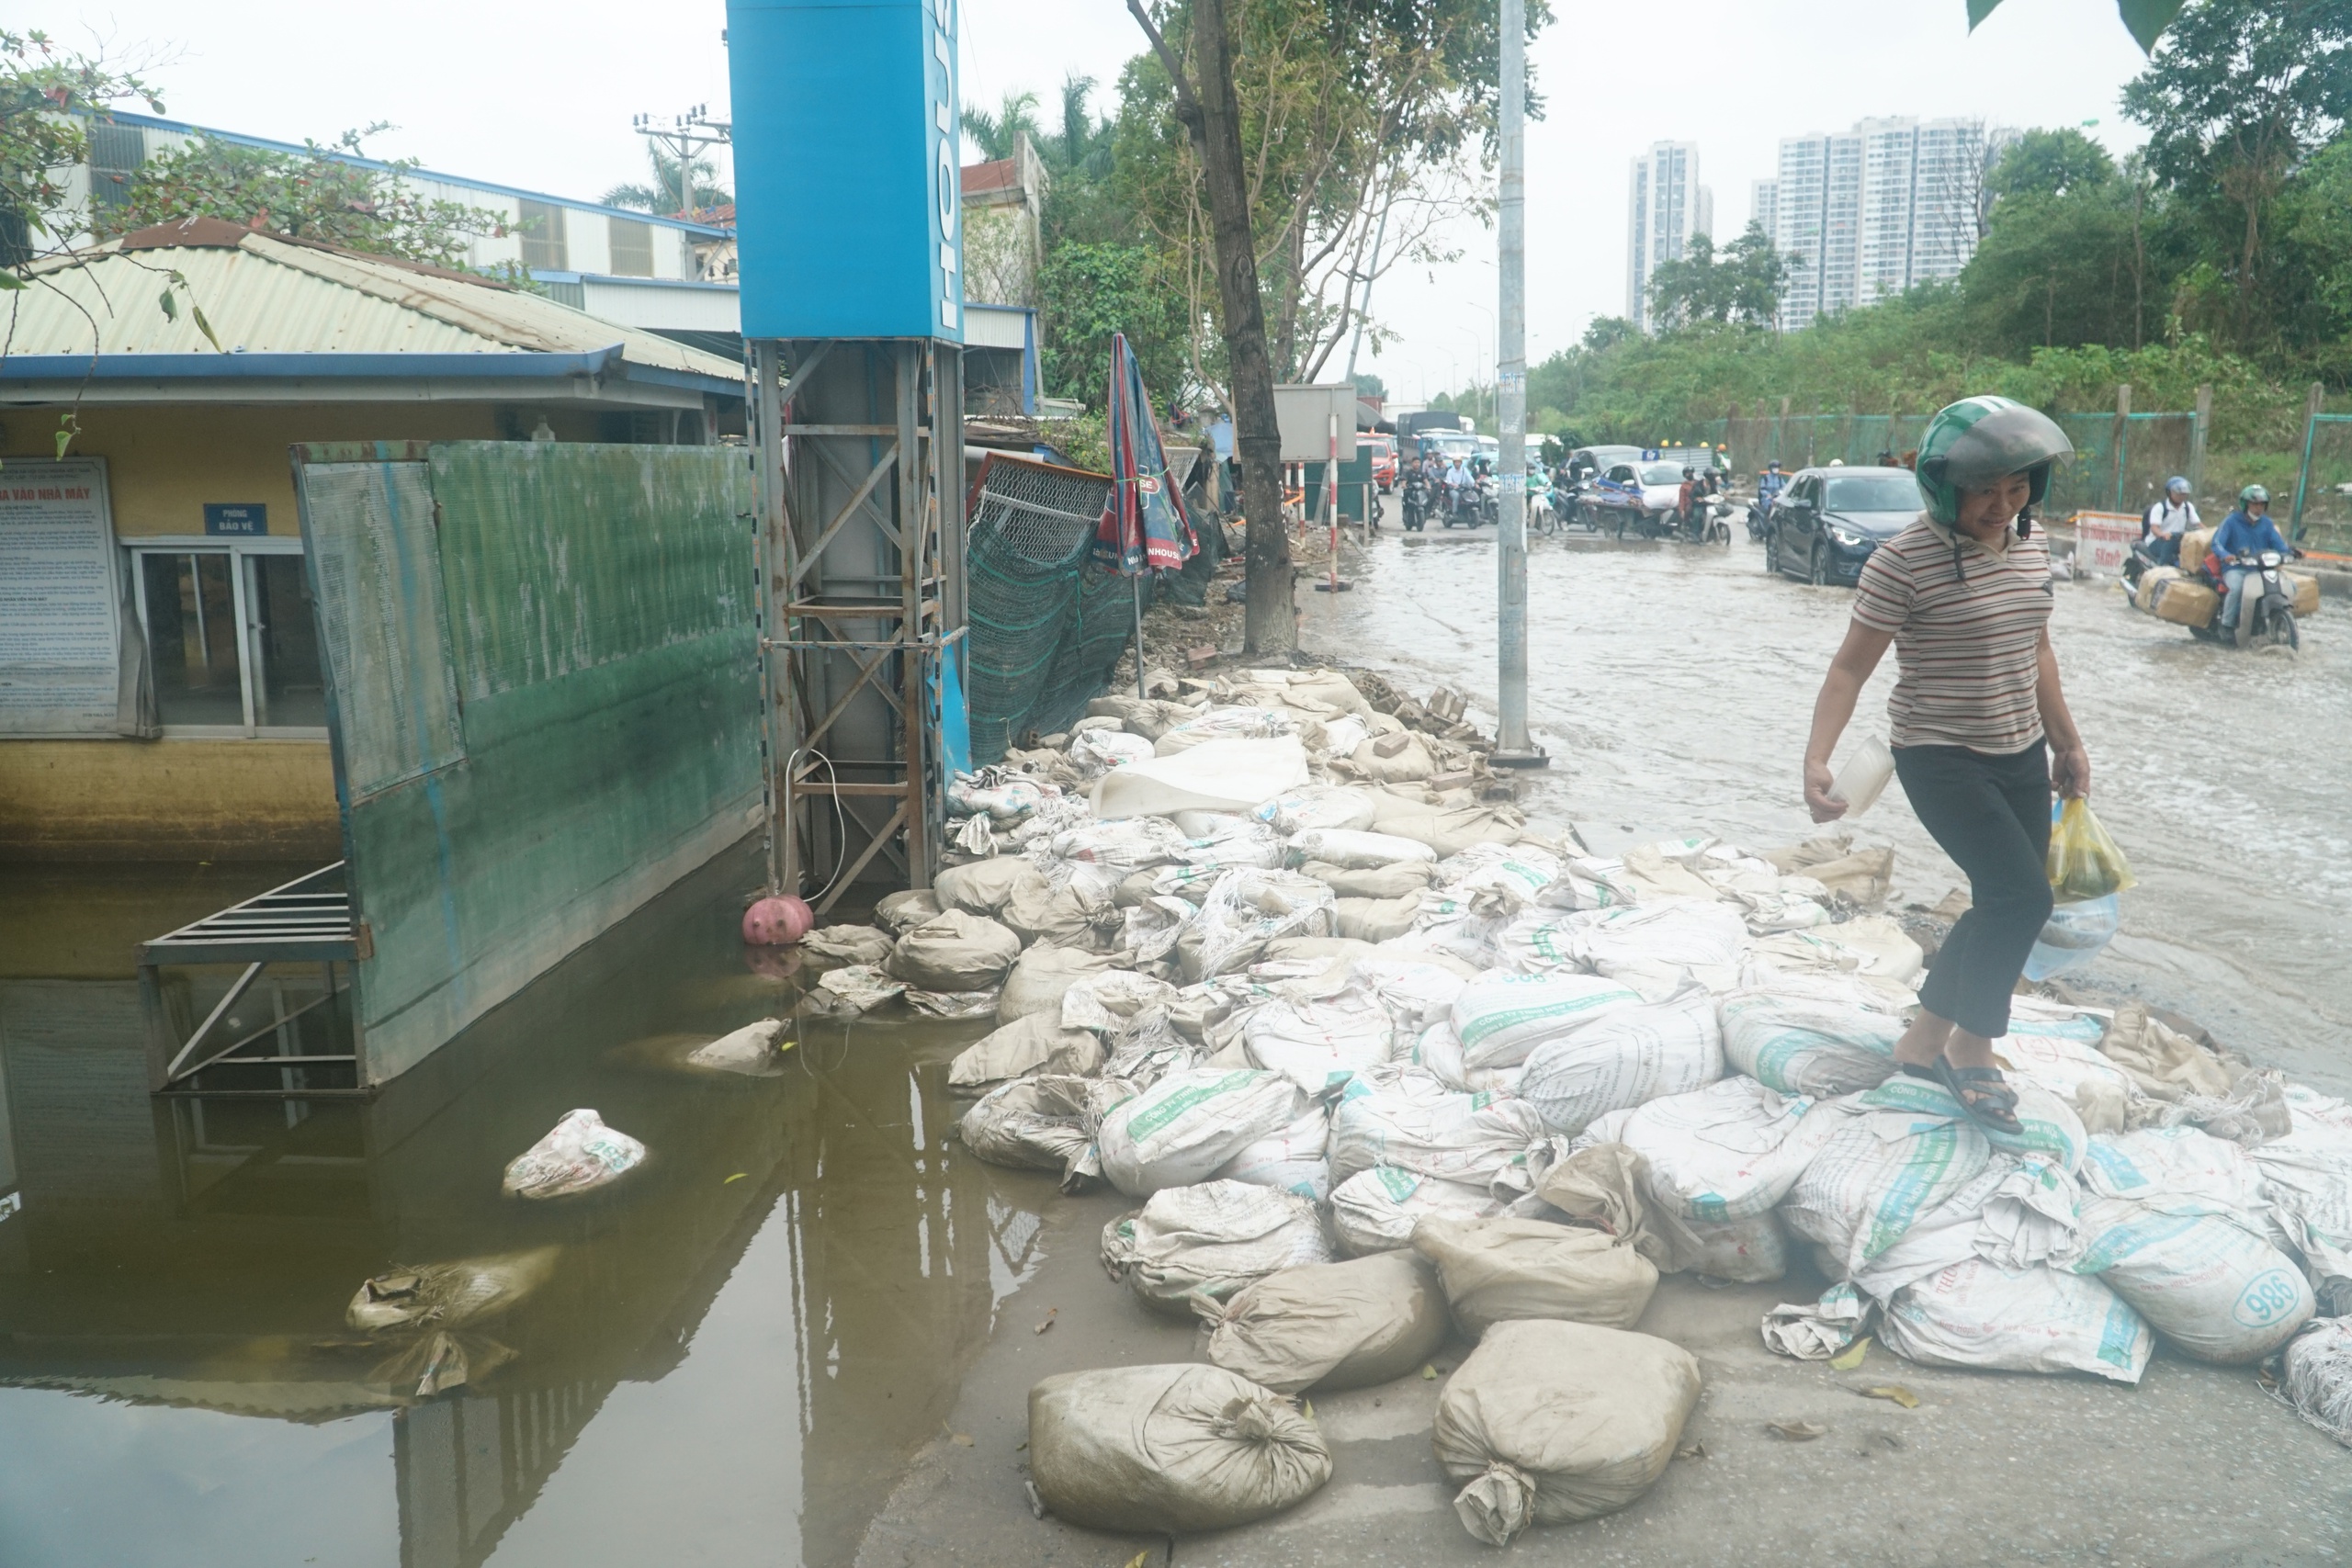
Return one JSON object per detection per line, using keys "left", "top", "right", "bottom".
{"left": 964, "top": 455, "right": 1139, "bottom": 765}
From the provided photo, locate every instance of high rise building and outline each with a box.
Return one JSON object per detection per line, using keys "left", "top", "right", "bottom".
{"left": 1624, "top": 141, "right": 1712, "bottom": 332}
{"left": 1772, "top": 117, "right": 1996, "bottom": 329}
{"left": 1749, "top": 179, "right": 1779, "bottom": 243}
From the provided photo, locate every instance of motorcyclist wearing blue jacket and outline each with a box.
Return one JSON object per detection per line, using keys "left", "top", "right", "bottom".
{"left": 1758, "top": 461, "right": 1788, "bottom": 516}
{"left": 2211, "top": 484, "right": 2291, "bottom": 642}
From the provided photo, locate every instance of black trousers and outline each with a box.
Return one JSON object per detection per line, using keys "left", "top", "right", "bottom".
{"left": 1892, "top": 739, "right": 2054, "bottom": 1040}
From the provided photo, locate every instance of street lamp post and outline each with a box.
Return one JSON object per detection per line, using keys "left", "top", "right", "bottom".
{"left": 1491, "top": 0, "right": 1545, "bottom": 768}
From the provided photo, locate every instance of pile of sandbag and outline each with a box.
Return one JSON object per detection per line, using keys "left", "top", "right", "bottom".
{"left": 741, "top": 660, "right": 2352, "bottom": 1542}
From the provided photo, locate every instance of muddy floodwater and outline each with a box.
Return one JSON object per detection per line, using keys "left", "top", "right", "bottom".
{"left": 1308, "top": 525, "right": 2352, "bottom": 1089}
{"left": 0, "top": 845, "right": 1039, "bottom": 1567}
{"left": 1, "top": 525, "right": 2346, "bottom": 1567}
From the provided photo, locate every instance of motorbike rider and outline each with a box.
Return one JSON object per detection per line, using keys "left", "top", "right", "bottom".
{"left": 1677, "top": 467, "right": 1701, "bottom": 534}
{"left": 2141, "top": 476, "right": 2198, "bottom": 568}
{"left": 1758, "top": 460, "right": 1788, "bottom": 517}
{"left": 1443, "top": 454, "right": 1473, "bottom": 519}
{"left": 2210, "top": 485, "right": 2293, "bottom": 645}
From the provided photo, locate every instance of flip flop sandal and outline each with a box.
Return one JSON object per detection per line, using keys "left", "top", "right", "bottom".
{"left": 1930, "top": 1060, "right": 2022, "bottom": 1134}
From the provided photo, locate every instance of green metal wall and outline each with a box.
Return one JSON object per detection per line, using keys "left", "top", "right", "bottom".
{"left": 298, "top": 442, "right": 759, "bottom": 1083}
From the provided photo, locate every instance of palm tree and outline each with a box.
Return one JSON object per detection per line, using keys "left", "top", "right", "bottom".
{"left": 603, "top": 147, "right": 729, "bottom": 215}
{"left": 1047, "top": 73, "right": 1114, "bottom": 179}
{"left": 960, "top": 90, "right": 1040, "bottom": 162}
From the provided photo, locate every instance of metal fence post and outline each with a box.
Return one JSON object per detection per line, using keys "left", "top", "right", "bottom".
{"left": 2112, "top": 383, "right": 2132, "bottom": 512}
{"left": 2290, "top": 384, "right": 2325, "bottom": 541}
{"left": 2189, "top": 383, "right": 2211, "bottom": 499}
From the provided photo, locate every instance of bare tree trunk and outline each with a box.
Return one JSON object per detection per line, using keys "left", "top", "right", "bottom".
{"left": 1130, "top": 0, "right": 1294, "bottom": 655}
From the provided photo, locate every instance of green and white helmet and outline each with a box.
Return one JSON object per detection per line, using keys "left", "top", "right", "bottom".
{"left": 1914, "top": 395, "right": 2075, "bottom": 525}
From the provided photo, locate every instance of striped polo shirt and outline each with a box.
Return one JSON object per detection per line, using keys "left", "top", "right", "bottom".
{"left": 1850, "top": 517, "right": 2053, "bottom": 753}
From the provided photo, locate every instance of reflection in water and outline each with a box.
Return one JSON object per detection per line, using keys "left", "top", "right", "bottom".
{"left": 0, "top": 845, "right": 1043, "bottom": 1567}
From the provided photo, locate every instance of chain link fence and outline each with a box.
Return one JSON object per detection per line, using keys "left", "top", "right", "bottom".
{"left": 2291, "top": 414, "right": 2352, "bottom": 555}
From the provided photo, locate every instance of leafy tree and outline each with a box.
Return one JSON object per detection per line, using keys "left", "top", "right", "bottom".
{"left": 1352, "top": 370, "right": 1386, "bottom": 398}
{"left": 102, "top": 124, "right": 519, "bottom": 273}
{"left": 1969, "top": 0, "right": 2189, "bottom": 53}
{"left": 1580, "top": 315, "right": 1635, "bottom": 351}
{"left": 1646, "top": 222, "right": 1789, "bottom": 330}
{"left": 1, "top": 28, "right": 164, "bottom": 267}
{"left": 1035, "top": 241, "right": 1190, "bottom": 405}
{"left": 2120, "top": 0, "right": 2352, "bottom": 345}
{"left": 1985, "top": 128, "right": 2114, "bottom": 200}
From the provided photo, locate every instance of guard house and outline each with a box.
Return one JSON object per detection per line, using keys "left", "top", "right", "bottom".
{"left": 0, "top": 217, "right": 748, "bottom": 862}
{"left": 0, "top": 219, "right": 763, "bottom": 1092}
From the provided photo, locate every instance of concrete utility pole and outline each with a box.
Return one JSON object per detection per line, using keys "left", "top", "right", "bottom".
{"left": 1491, "top": 0, "right": 1544, "bottom": 768}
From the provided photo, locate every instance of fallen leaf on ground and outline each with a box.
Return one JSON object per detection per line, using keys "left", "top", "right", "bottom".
{"left": 1301, "top": 1397, "right": 1314, "bottom": 1421}
{"left": 1422, "top": 1364, "right": 1438, "bottom": 1380}
{"left": 1859, "top": 1384, "right": 1920, "bottom": 1409}
{"left": 1829, "top": 1336, "right": 1871, "bottom": 1370}
{"left": 1675, "top": 1441, "right": 1708, "bottom": 1461}
{"left": 1123, "top": 1553, "right": 1151, "bottom": 1568}
{"left": 1767, "top": 1420, "right": 1826, "bottom": 1440}
{"left": 1035, "top": 1308, "right": 1057, "bottom": 1335}
{"left": 723, "top": 1173, "right": 747, "bottom": 1184}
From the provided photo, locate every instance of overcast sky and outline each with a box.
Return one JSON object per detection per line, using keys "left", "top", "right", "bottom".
{"left": 58, "top": 0, "right": 2155, "bottom": 400}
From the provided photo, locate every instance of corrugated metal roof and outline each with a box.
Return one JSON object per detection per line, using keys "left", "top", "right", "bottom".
{"left": 5, "top": 232, "right": 741, "bottom": 386}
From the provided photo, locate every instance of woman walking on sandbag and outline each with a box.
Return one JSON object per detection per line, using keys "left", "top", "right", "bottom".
{"left": 1801, "top": 396, "right": 2087, "bottom": 1134}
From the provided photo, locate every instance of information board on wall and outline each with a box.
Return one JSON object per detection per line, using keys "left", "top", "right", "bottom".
{"left": 0, "top": 458, "right": 123, "bottom": 735}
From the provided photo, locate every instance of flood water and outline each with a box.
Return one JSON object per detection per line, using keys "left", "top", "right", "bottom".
{"left": 0, "top": 844, "right": 1044, "bottom": 1567}
{"left": 1309, "top": 524, "right": 2352, "bottom": 1085}
{"left": 4, "top": 527, "right": 2347, "bottom": 1567}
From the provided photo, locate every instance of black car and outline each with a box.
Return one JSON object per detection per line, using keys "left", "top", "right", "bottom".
{"left": 1765, "top": 466, "right": 1924, "bottom": 585}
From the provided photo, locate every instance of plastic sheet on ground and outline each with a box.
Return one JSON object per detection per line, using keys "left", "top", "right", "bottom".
{"left": 1091, "top": 736, "right": 1310, "bottom": 820}
{"left": 1027, "top": 1363, "right": 1331, "bottom": 1532}
{"left": 1431, "top": 1320, "right": 1702, "bottom": 1546}
{"left": 1100, "top": 1179, "right": 1331, "bottom": 1315}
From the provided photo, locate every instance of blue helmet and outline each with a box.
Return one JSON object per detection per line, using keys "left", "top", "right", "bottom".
{"left": 2165, "top": 476, "right": 2190, "bottom": 496}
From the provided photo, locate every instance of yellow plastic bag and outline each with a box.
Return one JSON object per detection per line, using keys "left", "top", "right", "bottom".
{"left": 2047, "top": 797, "right": 2136, "bottom": 902}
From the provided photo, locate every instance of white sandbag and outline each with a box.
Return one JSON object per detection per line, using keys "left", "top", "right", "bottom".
{"left": 1611, "top": 1077, "right": 1835, "bottom": 1223}
{"left": 1181, "top": 867, "right": 1335, "bottom": 981}
{"left": 501, "top": 1110, "right": 646, "bottom": 1200}
{"left": 1096, "top": 1067, "right": 1307, "bottom": 1196}
{"left": 1151, "top": 820, "right": 1289, "bottom": 900}
{"left": 1069, "top": 727, "right": 1156, "bottom": 774}
{"left": 1860, "top": 1071, "right": 2089, "bottom": 1173}
{"left": 902, "top": 987, "right": 1001, "bottom": 1020}
{"left": 798, "top": 923, "right": 896, "bottom": 967}
{"left": 1431, "top": 1320, "right": 1701, "bottom": 1546}
{"left": 1058, "top": 968, "right": 1181, "bottom": 1033}
{"left": 1331, "top": 1166, "right": 1506, "bottom": 1255}
{"left": 1350, "top": 955, "right": 1472, "bottom": 1036}
{"left": 806, "top": 964, "right": 907, "bottom": 1015}
{"left": 1996, "top": 1026, "right": 2137, "bottom": 1134}
{"left": 1433, "top": 840, "right": 1559, "bottom": 904}
{"left": 1253, "top": 784, "right": 1381, "bottom": 835}
{"left": 996, "top": 944, "right": 1119, "bottom": 1022}
{"left": 1289, "top": 828, "right": 1438, "bottom": 870}
{"left": 1028, "top": 1363, "right": 1331, "bottom": 1532}
{"left": 1204, "top": 1251, "right": 1450, "bottom": 1394}
{"left": 1334, "top": 893, "right": 1420, "bottom": 942}
{"left": 1403, "top": 1021, "right": 1523, "bottom": 1098}
{"left": 1242, "top": 987, "right": 1394, "bottom": 1096}
{"left": 1297, "top": 858, "right": 1435, "bottom": 899}
{"left": 1780, "top": 1103, "right": 1992, "bottom": 1280}
{"left": 1411, "top": 1213, "right": 1660, "bottom": 1340}
{"left": 1747, "top": 915, "right": 1923, "bottom": 986}
{"left": 1683, "top": 1211, "right": 1791, "bottom": 1282}
{"left": 1451, "top": 973, "right": 1644, "bottom": 1070}
{"left": 1374, "top": 804, "right": 1526, "bottom": 860}
{"left": 2273, "top": 1318, "right": 2352, "bottom": 1448}
{"left": 1101, "top": 1179, "right": 1331, "bottom": 1315}
{"left": 1515, "top": 986, "right": 1725, "bottom": 1136}
{"left": 686, "top": 1018, "right": 787, "bottom": 1077}
{"left": 958, "top": 1073, "right": 1104, "bottom": 1177}
{"left": 948, "top": 772, "right": 1049, "bottom": 822}
{"left": 874, "top": 888, "right": 942, "bottom": 935}
{"left": 1328, "top": 1063, "right": 1550, "bottom": 1190}
{"left": 932, "top": 857, "right": 1045, "bottom": 916}
{"left": 886, "top": 908, "right": 1023, "bottom": 990}
{"left": 1153, "top": 705, "right": 1300, "bottom": 756}
{"left": 2075, "top": 1199, "right": 2314, "bottom": 1363}
{"left": 1500, "top": 900, "right": 1747, "bottom": 993}
{"left": 1051, "top": 815, "right": 1192, "bottom": 872}
{"left": 1213, "top": 1103, "right": 1334, "bottom": 1201}
{"left": 1261, "top": 935, "right": 1377, "bottom": 966}
{"left": 1878, "top": 1258, "right": 2154, "bottom": 1382}
{"left": 1000, "top": 870, "right": 1118, "bottom": 947}
{"left": 1092, "top": 736, "right": 1311, "bottom": 819}
{"left": 2081, "top": 1126, "right": 2270, "bottom": 1224}
{"left": 1718, "top": 974, "right": 1906, "bottom": 1096}
{"left": 947, "top": 1010, "right": 1103, "bottom": 1089}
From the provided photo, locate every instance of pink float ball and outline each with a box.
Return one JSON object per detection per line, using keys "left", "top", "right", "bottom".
{"left": 742, "top": 895, "right": 814, "bottom": 946}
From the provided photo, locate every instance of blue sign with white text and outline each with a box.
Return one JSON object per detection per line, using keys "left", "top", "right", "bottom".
{"left": 727, "top": 0, "right": 964, "bottom": 341}
{"left": 204, "top": 502, "right": 266, "bottom": 536}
